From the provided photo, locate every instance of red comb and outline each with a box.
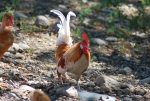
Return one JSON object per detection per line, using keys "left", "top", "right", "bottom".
{"left": 82, "top": 32, "right": 89, "bottom": 44}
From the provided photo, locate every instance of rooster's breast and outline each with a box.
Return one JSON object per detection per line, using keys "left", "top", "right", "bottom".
{"left": 65, "top": 54, "right": 89, "bottom": 75}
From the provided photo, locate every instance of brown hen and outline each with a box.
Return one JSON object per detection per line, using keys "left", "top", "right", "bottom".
{"left": 0, "top": 13, "right": 14, "bottom": 58}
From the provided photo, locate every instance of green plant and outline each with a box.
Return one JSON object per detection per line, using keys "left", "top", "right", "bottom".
{"left": 11, "top": 0, "right": 20, "bottom": 7}
{"left": 78, "top": 8, "right": 92, "bottom": 20}
{"left": 25, "top": 48, "right": 34, "bottom": 53}
{"left": 20, "top": 21, "right": 39, "bottom": 33}
{"left": 72, "top": 29, "right": 92, "bottom": 44}
{"left": 100, "top": 0, "right": 121, "bottom": 8}
{"left": 72, "top": 29, "right": 82, "bottom": 39}
{"left": 125, "top": 7, "right": 150, "bottom": 31}
{"left": 141, "top": 0, "right": 150, "bottom": 7}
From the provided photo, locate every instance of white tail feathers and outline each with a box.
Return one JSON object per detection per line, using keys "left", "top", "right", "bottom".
{"left": 50, "top": 9, "right": 76, "bottom": 46}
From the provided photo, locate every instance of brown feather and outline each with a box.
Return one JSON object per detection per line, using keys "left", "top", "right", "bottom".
{"left": 55, "top": 43, "right": 70, "bottom": 62}
{"left": 64, "top": 41, "right": 83, "bottom": 63}
{"left": 0, "top": 27, "right": 14, "bottom": 58}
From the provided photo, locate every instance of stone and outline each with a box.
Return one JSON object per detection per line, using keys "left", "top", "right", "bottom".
{"left": 15, "top": 53, "right": 25, "bottom": 59}
{"left": 139, "top": 77, "right": 150, "bottom": 84}
{"left": 87, "top": 81, "right": 95, "bottom": 87}
{"left": 92, "top": 38, "right": 107, "bottom": 46}
{"left": 10, "top": 69, "right": 20, "bottom": 75}
{"left": 8, "top": 93, "right": 21, "bottom": 100}
{"left": 95, "top": 75, "right": 120, "bottom": 92}
{"left": 97, "top": 56, "right": 109, "bottom": 62}
{"left": 135, "top": 89, "right": 146, "bottom": 95}
{"left": 4, "top": 52, "right": 15, "bottom": 58}
{"left": 144, "top": 92, "right": 150, "bottom": 99}
{"left": 4, "top": 52, "right": 12, "bottom": 57}
{"left": 132, "top": 32, "right": 149, "bottom": 38}
{"left": 105, "top": 37, "right": 118, "bottom": 42}
{"left": 119, "top": 67, "right": 133, "bottom": 75}
{"left": 0, "top": 69, "right": 4, "bottom": 75}
{"left": 0, "top": 62, "right": 5, "bottom": 68}
{"left": 82, "top": 0, "right": 88, "bottom": 3}
{"left": 66, "top": 86, "right": 78, "bottom": 98}
{"left": 14, "top": 12, "right": 28, "bottom": 19}
{"left": 18, "top": 41, "right": 30, "bottom": 50}
{"left": 121, "top": 88, "right": 130, "bottom": 94}
{"left": 35, "top": 15, "right": 50, "bottom": 27}
{"left": 56, "top": 86, "right": 78, "bottom": 98}
{"left": 78, "top": 90, "right": 117, "bottom": 101}
{"left": 127, "top": 84, "right": 135, "bottom": 93}
{"left": 132, "top": 95, "right": 144, "bottom": 101}
{"left": 118, "top": 4, "right": 138, "bottom": 18}
{"left": 8, "top": 43, "right": 23, "bottom": 53}
{"left": 83, "top": 18, "right": 90, "bottom": 25}
{"left": 11, "top": 85, "right": 35, "bottom": 99}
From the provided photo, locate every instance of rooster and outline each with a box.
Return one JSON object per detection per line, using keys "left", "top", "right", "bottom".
{"left": 0, "top": 13, "right": 14, "bottom": 58}
{"left": 50, "top": 10, "right": 90, "bottom": 89}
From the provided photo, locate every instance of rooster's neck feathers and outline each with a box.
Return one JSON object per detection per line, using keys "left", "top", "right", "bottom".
{"left": 50, "top": 10, "right": 76, "bottom": 46}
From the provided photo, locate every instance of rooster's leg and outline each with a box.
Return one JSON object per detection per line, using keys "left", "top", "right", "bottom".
{"left": 62, "top": 72, "right": 69, "bottom": 79}
{"left": 77, "top": 80, "right": 80, "bottom": 90}
{"left": 75, "top": 75, "right": 81, "bottom": 90}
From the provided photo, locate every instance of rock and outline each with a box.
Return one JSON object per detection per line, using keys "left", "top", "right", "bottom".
{"left": 0, "top": 69, "right": 4, "bottom": 75}
{"left": 139, "top": 77, "right": 150, "bottom": 84}
{"left": 56, "top": 86, "right": 78, "bottom": 98}
{"left": 132, "top": 32, "right": 149, "bottom": 38}
{"left": 87, "top": 81, "right": 95, "bottom": 87}
{"left": 95, "top": 75, "right": 120, "bottom": 92}
{"left": 0, "top": 62, "right": 5, "bottom": 68}
{"left": 132, "top": 95, "right": 144, "bottom": 101}
{"left": 8, "top": 93, "right": 21, "bottom": 100}
{"left": 18, "top": 41, "right": 30, "bottom": 50}
{"left": 118, "top": 4, "right": 138, "bottom": 18}
{"left": 97, "top": 56, "right": 109, "bottom": 62}
{"left": 127, "top": 84, "right": 135, "bottom": 93}
{"left": 82, "top": 0, "right": 88, "bottom": 3}
{"left": 66, "top": 86, "right": 78, "bottom": 98}
{"left": 122, "top": 96, "right": 132, "bottom": 101}
{"left": 3, "top": 52, "right": 15, "bottom": 58}
{"left": 9, "top": 43, "right": 23, "bottom": 53}
{"left": 92, "top": 38, "right": 107, "bottom": 46}
{"left": 35, "top": 15, "right": 50, "bottom": 27}
{"left": 120, "top": 88, "right": 130, "bottom": 94}
{"left": 105, "top": 37, "right": 118, "bottom": 42}
{"left": 135, "top": 88, "right": 146, "bottom": 95}
{"left": 78, "top": 90, "right": 117, "bottom": 101}
{"left": 10, "top": 69, "right": 20, "bottom": 75}
{"left": 136, "top": 33, "right": 149, "bottom": 38}
{"left": 14, "top": 12, "right": 28, "bottom": 19}
{"left": 5, "top": 50, "right": 12, "bottom": 57}
{"left": 58, "top": 5, "right": 67, "bottom": 9}
{"left": 11, "top": 85, "right": 35, "bottom": 99}
{"left": 144, "top": 92, "right": 150, "bottom": 99}
{"left": 83, "top": 18, "right": 90, "bottom": 25}
{"left": 119, "top": 67, "right": 133, "bottom": 75}
{"left": 15, "top": 53, "right": 25, "bottom": 59}
{"left": 145, "top": 6, "right": 150, "bottom": 15}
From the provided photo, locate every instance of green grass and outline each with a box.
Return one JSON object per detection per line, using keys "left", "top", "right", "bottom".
{"left": 72, "top": 29, "right": 92, "bottom": 43}
{"left": 11, "top": 0, "right": 20, "bottom": 7}
{"left": 25, "top": 48, "right": 34, "bottom": 53}
{"left": 78, "top": 8, "right": 92, "bottom": 20}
